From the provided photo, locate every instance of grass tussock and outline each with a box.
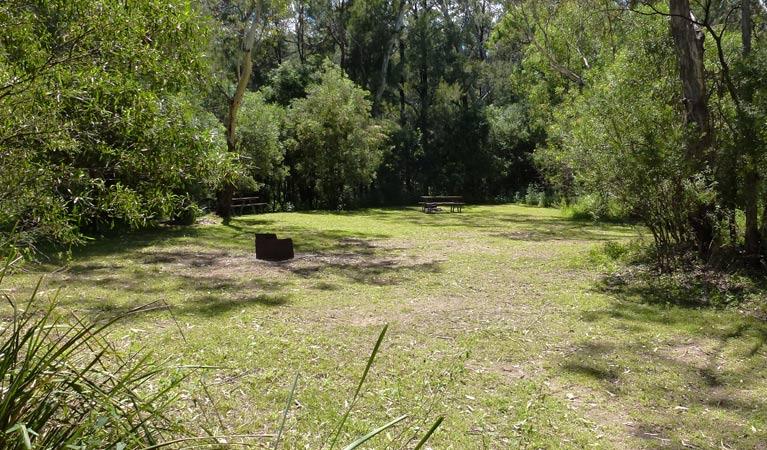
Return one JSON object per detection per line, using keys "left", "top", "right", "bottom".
{"left": 0, "top": 272, "right": 185, "bottom": 448}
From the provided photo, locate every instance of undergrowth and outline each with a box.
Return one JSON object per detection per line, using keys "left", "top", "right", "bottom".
{"left": 591, "top": 239, "right": 765, "bottom": 310}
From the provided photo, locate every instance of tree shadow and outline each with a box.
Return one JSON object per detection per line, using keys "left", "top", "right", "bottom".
{"left": 176, "top": 293, "right": 291, "bottom": 317}
{"left": 595, "top": 267, "right": 755, "bottom": 309}
{"left": 63, "top": 221, "right": 261, "bottom": 262}
{"left": 561, "top": 276, "right": 767, "bottom": 447}
{"left": 43, "top": 217, "right": 443, "bottom": 322}
{"left": 281, "top": 255, "right": 443, "bottom": 286}
{"left": 561, "top": 342, "right": 622, "bottom": 383}
{"left": 349, "top": 206, "right": 636, "bottom": 242}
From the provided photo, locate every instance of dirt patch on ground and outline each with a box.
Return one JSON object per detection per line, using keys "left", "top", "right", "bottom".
{"left": 661, "top": 340, "right": 717, "bottom": 370}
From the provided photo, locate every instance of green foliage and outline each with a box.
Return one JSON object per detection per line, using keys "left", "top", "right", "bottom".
{"left": 345, "top": 0, "right": 401, "bottom": 93}
{"left": 588, "top": 239, "right": 648, "bottom": 269}
{"left": 493, "top": 0, "right": 626, "bottom": 124}
{"left": 561, "top": 194, "right": 628, "bottom": 222}
{"left": 513, "top": 184, "right": 559, "bottom": 208}
{"left": 0, "top": 0, "right": 230, "bottom": 249}
{"left": 236, "top": 91, "right": 287, "bottom": 197}
{"left": 537, "top": 11, "right": 717, "bottom": 267}
{"left": 286, "top": 62, "right": 388, "bottom": 209}
{"left": 0, "top": 267, "right": 185, "bottom": 448}
{"left": 262, "top": 60, "right": 315, "bottom": 106}
{"left": 496, "top": 0, "right": 767, "bottom": 266}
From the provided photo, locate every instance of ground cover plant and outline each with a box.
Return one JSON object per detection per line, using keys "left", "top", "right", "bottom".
{"left": 3, "top": 204, "right": 766, "bottom": 448}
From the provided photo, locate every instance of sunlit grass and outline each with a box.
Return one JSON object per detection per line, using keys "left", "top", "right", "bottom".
{"left": 4, "top": 204, "right": 766, "bottom": 449}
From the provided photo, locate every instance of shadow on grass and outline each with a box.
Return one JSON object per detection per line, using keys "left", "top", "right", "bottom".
{"left": 47, "top": 214, "right": 443, "bottom": 322}
{"left": 348, "top": 206, "right": 636, "bottom": 242}
{"left": 232, "top": 217, "right": 393, "bottom": 254}
{"left": 561, "top": 342, "right": 621, "bottom": 383}
{"left": 59, "top": 206, "right": 632, "bottom": 268}
{"left": 177, "top": 293, "right": 291, "bottom": 317}
{"left": 42, "top": 206, "right": 630, "bottom": 324}
{"left": 58, "top": 280, "right": 292, "bottom": 327}
{"left": 595, "top": 265, "right": 759, "bottom": 308}
{"left": 61, "top": 221, "right": 264, "bottom": 263}
{"left": 285, "top": 256, "right": 443, "bottom": 286}
{"left": 557, "top": 272, "right": 767, "bottom": 447}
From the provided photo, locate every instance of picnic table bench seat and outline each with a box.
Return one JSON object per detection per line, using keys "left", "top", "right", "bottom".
{"left": 231, "top": 196, "right": 268, "bottom": 215}
{"left": 419, "top": 196, "right": 465, "bottom": 213}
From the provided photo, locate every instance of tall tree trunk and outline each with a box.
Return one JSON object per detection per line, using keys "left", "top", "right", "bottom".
{"left": 740, "top": 0, "right": 761, "bottom": 260}
{"left": 334, "top": 0, "right": 348, "bottom": 73}
{"left": 669, "top": 0, "right": 712, "bottom": 161}
{"left": 373, "top": 0, "right": 408, "bottom": 117}
{"left": 217, "top": 2, "right": 263, "bottom": 219}
{"left": 296, "top": 0, "right": 306, "bottom": 64}
{"left": 398, "top": 38, "right": 406, "bottom": 125}
{"left": 668, "top": 0, "right": 715, "bottom": 256}
{"left": 743, "top": 0, "right": 752, "bottom": 57}
{"left": 476, "top": 0, "right": 488, "bottom": 62}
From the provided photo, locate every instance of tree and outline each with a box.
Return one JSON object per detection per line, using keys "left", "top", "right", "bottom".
{"left": 541, "top": 10, "right": 705, "bottom": 268}
{"left": 286, "top": 62, "right": 388, "bottom": 209}
{"left": 661, "top": 0, "right": 767, "bottom": 262}
{"left": 215, "top": 0, "right": 264, "bottom": 219}
{"left": 235, "top": 91, "right": 287, "bottom": 207}
{"left": 505, "top": 0, "right": 767, "bottom": 267}
{"left": 668, "top": 0, "right": 716, "bottom": 255}
{"left": 0, "top": 0, "right": 230, "bottom": 249}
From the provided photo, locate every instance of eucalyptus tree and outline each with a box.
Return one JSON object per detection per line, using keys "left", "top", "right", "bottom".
{"left": 630, "top": 0, "right": 767, "bottom": 261}
{"left": 205, "top": 0, "right": 291, "bottom": 218}
{"left": 497, "top": 0, "right": 767, "bottom": 266}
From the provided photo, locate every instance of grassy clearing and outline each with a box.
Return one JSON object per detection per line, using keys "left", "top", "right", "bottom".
{"left": 4, "top": 204, "right": 766, "bottom": 449}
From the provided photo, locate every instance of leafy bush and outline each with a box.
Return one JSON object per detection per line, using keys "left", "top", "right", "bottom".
{"left": 588, "top": 240, "right": 649, "bottom": 269}
{"left": 0, "top": 1, "right": 230, "bottom": 249}
{"left": 537, "top": 11, "right": 720, "bottom": 269}
{"left": 561, "top": 194, "right": 629, "bottom": 223}
{"left": 521, "top": 185, "right": 557, "bottom": 207}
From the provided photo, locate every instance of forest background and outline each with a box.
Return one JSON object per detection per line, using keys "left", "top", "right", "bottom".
{"left": 2, "top": 0, "right": 767, "bottom": 269}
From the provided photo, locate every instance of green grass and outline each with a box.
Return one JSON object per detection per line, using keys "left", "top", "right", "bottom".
{"left": 4, "top": 204, "right": 766, "bottom": 448}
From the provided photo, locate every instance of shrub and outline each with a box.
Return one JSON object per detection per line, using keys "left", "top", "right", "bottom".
{"left": 522, "top": 185, "right": 557, "bottom": 208}
{"left": 562, "top": 194, "right": 629, "bottom": 223}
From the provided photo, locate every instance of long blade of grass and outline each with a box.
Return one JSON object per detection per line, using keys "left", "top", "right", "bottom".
{"left": 273, "top": 371, "right": 300, "bottom": 450}
{"left": 141, "top": 434, "right": 276, "bottom": 449}
{"left": 327, "top": 323, "right": 388, "bottom": 450}
{"left": 0, "top": 226, "right": 22, "bottom": 285}
{"left": 340, "top": 414, "right": 408, "bottom": 450}
{"left": 412, "top": 416, "right": 444, "bottom": 450}
{"left": 6, "top": 423, "right": 31, "bottom": 449}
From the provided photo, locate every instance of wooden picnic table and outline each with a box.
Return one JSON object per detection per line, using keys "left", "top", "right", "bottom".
{"left": 231, "top": 196, "right": 269, "bottom": 215}
{"left": 419, "top": 196, "right": 465, "bottom": 213}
